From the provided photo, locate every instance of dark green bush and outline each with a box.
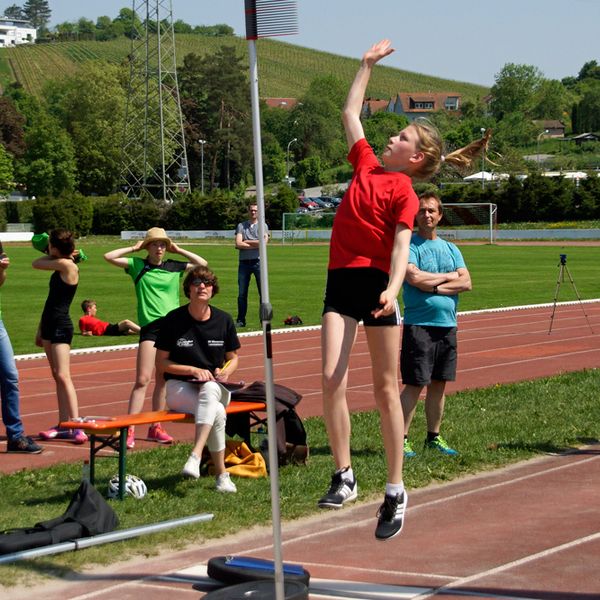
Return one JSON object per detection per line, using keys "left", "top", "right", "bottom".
{"left": 31, "top": 194, "right": 93, "bottom": 236}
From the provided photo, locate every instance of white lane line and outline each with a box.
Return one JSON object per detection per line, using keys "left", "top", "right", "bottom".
{"left": 415, "top": 531, "right": 600, "bottom": 600}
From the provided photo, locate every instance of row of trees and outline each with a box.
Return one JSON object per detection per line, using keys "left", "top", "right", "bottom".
{"left": 488, "top": 60, "right": 600, "bottom": 139}
{"left": 1, "top": 42, "right": 599, "bottom": 219}
{"left": 2, "top": 174, "right": 599, "bottom": 236}
{"left": 0, "top": 185, "right": 299, "bottom": 235}
{"left": 2, "top": 0, "right": 50, "bottom": 29}
{"left": 52, "top": 8, "right": 232, "bottom": 42}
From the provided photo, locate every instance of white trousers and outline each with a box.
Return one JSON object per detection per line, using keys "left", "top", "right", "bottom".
{"left": 166, "top": 380, "right": 231, "bottom": 452}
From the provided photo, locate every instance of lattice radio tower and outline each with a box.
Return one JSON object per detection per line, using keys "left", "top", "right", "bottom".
{"left": 120, "top": 0, "right": 190, "bottom": 201}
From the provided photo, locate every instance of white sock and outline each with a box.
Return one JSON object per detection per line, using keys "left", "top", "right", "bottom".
{"left": 338, "top": 466, "right": 354, "bottom": 483}
{"left": 386, "top": 482, "right": 404, "bottom": 497}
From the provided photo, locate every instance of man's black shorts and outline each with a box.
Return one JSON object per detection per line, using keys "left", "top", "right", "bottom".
{"left": 323, "top": 267, "right": 401, "bottom": 327}
{"left": 401, "top": 324, "right": 457, "bottom": 385}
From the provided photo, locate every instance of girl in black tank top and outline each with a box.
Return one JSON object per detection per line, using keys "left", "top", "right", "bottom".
{"left": 33, "top": 229, "right": 87, "bottom": 445}
{"left": 40, "top": 270, "right": 78, "bottom": 340}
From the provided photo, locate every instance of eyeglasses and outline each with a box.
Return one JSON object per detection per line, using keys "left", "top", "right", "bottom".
{"left": 190, "top": 278, "right": 214, "bottom": 287}
{"left": 249, "top": 208, "right": 258, "bottom": 212}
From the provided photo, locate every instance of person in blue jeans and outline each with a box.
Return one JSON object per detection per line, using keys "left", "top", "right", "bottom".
{"left": 234, "top": 203, "right": 268, "bottom": 328}
{"left": 0, "top": 248, "right": 43, "bottom": 454}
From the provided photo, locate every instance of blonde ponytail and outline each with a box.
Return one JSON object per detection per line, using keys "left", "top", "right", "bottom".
{"left": 409, "top": 118, "right": 492, "bottom": 181}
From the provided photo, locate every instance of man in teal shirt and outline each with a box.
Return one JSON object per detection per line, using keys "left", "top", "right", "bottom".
{"left": 400, "top": 192, "right": 472, "bottom": 457}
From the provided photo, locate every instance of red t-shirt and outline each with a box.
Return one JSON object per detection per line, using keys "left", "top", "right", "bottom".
{"left": 79, "top": 315, "right": 109, "bottom": 336}
{"left": 328, "top": 138, "right": 419, "bottom": 273}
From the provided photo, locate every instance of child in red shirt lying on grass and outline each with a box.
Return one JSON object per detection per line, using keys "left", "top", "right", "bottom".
{"left": 79, "top": 299, "right": 140, "bottom": 337}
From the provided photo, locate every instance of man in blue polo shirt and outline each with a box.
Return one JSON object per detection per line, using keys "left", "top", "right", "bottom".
{"left": 400, "top": 191, "right": 472, "bottom": 457}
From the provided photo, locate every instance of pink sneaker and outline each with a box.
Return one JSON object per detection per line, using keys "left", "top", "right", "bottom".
{"left": 126, "top": 426, "right": 135, "bottom": 449}
{"left": 39, "top": 426, "right": 71, "bottom": 440}
{"left": 71, "top": 429, "right": 88, "bottom": 444}
{"left": 147, "top": 423, "right": 173, "bottom": 444}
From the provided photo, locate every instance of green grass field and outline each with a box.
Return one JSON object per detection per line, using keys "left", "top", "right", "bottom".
{"left": 1, "top": 239, "right": 598, "bottom": 355}
{"left": 0, "top": 237, "right": 599, "bottom": 584}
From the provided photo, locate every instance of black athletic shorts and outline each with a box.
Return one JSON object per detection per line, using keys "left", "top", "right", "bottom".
{"left": 40, "top": 318, "right": 74, "bottom": 345}
{"left": 401, "top": 324, "right": 457, "bottom": 385}
{"left": 139, "top": 316, "right": 164, "bottom": 343}
{"left": 323, "top": 267, "right": 401, "bottom": 327}
{"left": 103, "top": 323, "right": 125, "bottom": 336}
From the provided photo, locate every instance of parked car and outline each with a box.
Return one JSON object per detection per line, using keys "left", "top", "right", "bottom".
{"left": 320, "top": 196, "right": 342, "bottom": 207}
{"left": 310, "top": 197, "right": 334, "bottom": 209}
{"left": 299, "top": 198, "right": 319, "bottom": 210}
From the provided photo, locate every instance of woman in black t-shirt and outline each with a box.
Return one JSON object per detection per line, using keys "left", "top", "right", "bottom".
{"left": 156, "top": 266, "right": 240, "bottom": 493}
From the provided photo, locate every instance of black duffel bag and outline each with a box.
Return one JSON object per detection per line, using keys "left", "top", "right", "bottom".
{"left": 0, "top": 480, "right": 119, "bottom": 555}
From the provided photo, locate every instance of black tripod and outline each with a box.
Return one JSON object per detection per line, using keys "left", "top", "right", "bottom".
{"left": 548, "top": 254, "right": 594, "bottom": 334}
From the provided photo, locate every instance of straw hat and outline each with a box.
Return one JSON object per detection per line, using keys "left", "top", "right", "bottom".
{"left": 140, "top": 227, "right": 172, "bottom": 251}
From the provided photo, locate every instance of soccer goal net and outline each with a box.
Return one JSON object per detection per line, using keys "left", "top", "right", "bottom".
{"left": 439, "top": 203, "right": 498, "bottom": 244}
{"left": 281, "top": 212, "right": 336, "bottom": 244}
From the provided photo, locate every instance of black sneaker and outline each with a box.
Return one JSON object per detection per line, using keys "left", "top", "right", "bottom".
{"left": 6, "top": 435, "right": 43, "bottom": 454}
{"left": 318, "top": 467, "right": 358, "bottom": 508}
{"left": 235, "top": 320, "right": 246, "bottom": 328}
{"left": 375, "top": 491, "right": 408, "bottom": 541}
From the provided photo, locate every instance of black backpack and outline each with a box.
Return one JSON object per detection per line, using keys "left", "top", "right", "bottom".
{"left": 0, "top": 480, "right": 119, "bottom": 555}
{"left": 229, "top": 381, "right": 308, "bottom": 466}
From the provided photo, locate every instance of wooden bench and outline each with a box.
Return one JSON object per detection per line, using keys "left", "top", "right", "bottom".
{"left": 60, "top": 401, "right": 266, "bottom": 499}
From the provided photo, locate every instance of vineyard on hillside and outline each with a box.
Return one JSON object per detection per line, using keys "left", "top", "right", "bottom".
{"left": 0, "top": 34, "right": 488, "bottom": 100}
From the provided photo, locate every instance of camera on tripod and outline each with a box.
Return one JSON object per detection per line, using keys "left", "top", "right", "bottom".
{"left": 559, "top": 254, "right": 567, "bottom": 265}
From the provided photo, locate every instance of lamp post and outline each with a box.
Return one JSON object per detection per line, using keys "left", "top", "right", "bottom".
{"left": 480, "top": 128, "right": 486, "bottom": 189}
{"left": 198, "top": 139, "right": 206, "bottom": 194}
{"left": 286, "top": 138, "right": 297, "bottom": 186}
{"left": 537, "top": 129, "right": 549, "bottom": 167}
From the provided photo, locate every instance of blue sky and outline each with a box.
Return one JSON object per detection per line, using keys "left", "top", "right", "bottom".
{"left": 31, "top": 0, "right": 600, "bottom": 86}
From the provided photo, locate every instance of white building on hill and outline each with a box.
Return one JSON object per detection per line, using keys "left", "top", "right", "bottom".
{"left": 0, "top": 17, "right": 36, "bottom": 47}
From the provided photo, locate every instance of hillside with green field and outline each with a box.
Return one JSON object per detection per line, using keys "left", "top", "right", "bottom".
{"left": 0, "top": 34, "right": 488, "bottom": 100}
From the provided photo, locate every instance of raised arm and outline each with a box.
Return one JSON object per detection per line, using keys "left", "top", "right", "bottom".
{"left": 104, "top": 240, "right": 144, "bottom": 269}
{"left": 32, "top": 255, "right": 78, "bottom": 283}
{"left": 169, "top": 242, "right": 208, "bottom": 270}
{"left": 343, "top": 39, "right": 395, "bottom": 149}
{"left": 0, "top": 255, "right": 9, "bottom": 287}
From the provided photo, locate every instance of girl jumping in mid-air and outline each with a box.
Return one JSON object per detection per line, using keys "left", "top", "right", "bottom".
{"left": 318, "top": 39, "right": 490, "bottom": 541}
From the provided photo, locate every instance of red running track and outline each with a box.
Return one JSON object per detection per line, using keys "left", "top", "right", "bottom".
{"left": 2, "top": 301, "right": 600, "bottom": 473}
{"left": 3, "top": 302, "right": 600, "bottom": 600}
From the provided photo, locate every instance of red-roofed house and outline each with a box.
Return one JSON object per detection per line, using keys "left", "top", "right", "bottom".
{"left": 264, "top": 98, "right": 299, "bottom": 110}
{"left": 389, "top": 92, "right": 461, "bottom": 120}
{"left": 362, "top": 92, "right": 461, "bottom": 121}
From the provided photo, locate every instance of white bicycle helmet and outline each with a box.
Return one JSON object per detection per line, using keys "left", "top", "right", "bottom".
{"left": 107, "top": 474, "right": 147, "bottom": 499}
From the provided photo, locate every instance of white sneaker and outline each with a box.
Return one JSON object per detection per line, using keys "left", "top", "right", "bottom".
{"left": 215, "top": 472, "right": 237, "bottom": 493}
{"left": 182, "top": 453, "right": 201, "bottom": 479}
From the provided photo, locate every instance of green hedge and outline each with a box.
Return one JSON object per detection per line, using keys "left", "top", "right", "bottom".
{"left": 8, "top": 175, "right": 600, "bottom": 237}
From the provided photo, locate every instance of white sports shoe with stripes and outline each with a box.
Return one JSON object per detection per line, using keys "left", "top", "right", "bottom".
{"left": 318, "top": 467, "right": 358, "bottom": 509}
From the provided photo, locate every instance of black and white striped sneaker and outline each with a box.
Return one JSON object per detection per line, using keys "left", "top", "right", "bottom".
{"left": 317, "top": 467, "right": 358, "bottom": 509}
{"left": 375, "top": 491, "right": 408, "bottom": 541}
